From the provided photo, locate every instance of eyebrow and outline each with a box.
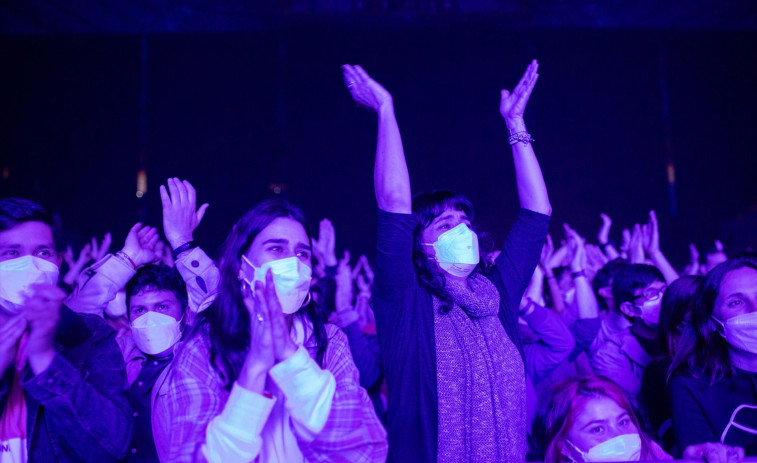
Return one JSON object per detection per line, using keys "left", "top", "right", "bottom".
{"left": 581, "top": 419, "right": 607, "bottom": 430}
{"left": 431, "top": 213, "right": 467, "bottom": 226}
{"left": 262, "top": 238, "right": 311, "bottom": 251}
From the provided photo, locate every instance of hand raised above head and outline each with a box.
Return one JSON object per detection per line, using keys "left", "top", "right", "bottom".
{"left": 342, "top": 64, "right": 393, "bottom": 113}
{"left": 313, "top": 218, "right": 337, "bottom": 267}
{"left": 598, "top": 213, "right": 612, "bottom": 244}
{"left": 500, "top": 59, "right": 539, "bottom": 126}
{"left": 159, "top": 178, "right": 209, "bottom": 249}
{"left": 122, "top": 223, "right": 159, "bottom": 268}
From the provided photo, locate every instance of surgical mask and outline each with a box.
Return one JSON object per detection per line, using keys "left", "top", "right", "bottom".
{"left": 635, "top": 299, "right": 661, "bottom": 327}
{"left": 712, "top": 312, "right": 757, "bottom": 355}
{"left": 130, "top": 311, "right": 182, "bottom": 355}
{"left": 565, "top": 433, "right": 641, "bottom": 462}
{"left": 240, "top": 256, "right": 312, "bottom": 314}
{"left": 0, "top": 255, "right": 59, "bottom": 312}
{"left": 424, "top": 223, "right": 479, "bottom": 278}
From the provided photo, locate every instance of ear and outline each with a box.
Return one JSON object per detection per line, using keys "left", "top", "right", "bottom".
{"left": 619, "top": 301, "right": 639, "bottom": 318}
{"left": 598, "top": 286, "right": 612, "bottom": 299}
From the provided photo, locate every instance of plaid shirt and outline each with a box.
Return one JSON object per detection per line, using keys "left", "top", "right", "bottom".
{"left": 159, "top": 323, "right": 387, "bottom": 462}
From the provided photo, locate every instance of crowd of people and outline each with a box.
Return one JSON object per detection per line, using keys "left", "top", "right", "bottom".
{"left": 0, "top": 60, "right": 755, "bottom": 463}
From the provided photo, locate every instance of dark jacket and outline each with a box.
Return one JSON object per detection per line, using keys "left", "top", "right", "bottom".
{"left": 671, "top": 369, "right": 757, "bottom": 457}
{"left": 0, "top": 306, "right": 132, "bottom": 462}
{"left": 374, "top": 208, "right": 550, "bottom": 463}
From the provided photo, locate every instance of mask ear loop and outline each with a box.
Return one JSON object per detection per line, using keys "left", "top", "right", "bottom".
{"left": 562, "top": 439, "right": 586, "bottom": 463}
{"left": 300, "top": 291, "right": 312, "bottom": 308}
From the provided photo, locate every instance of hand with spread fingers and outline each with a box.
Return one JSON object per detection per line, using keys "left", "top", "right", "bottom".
{"left": 160, "top": 177, "right": 209, "bottom": 251}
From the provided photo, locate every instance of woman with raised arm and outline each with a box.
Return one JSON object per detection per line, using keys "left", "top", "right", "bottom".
{"left": 343, "top": 61, "right": 551, "bottom": 463}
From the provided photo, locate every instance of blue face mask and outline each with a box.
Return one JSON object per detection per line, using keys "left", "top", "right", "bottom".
{"left": 424, "top": 223, "right": 480, "bottom": 278}
{"left": 565, "top": 433, "right": 641, "bottom": 462}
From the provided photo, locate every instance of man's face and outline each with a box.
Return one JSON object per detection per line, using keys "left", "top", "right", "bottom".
{"left": 622, "top": 280, "right": 667, "bottom": 326}
{"left": 128, "top": 289, "right": 184, "bottom": 323}
{"left": 0, "top": 221, "right": 58, "bottom": 265}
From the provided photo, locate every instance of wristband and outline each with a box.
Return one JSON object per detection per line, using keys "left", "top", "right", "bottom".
{"left": 571, "top": 269, "right": 586, "bottom": 279}
{"left": 172, "top": 241, "right": 196, "bottom": 260}
{"left": 116, "top": 250, "right": 137, "bottom": 270}
{"left": 508, "top": 130, "right": 535, "bottom": 146}
{"left": 519, "top": 297, "right": 537, "bottom": 317}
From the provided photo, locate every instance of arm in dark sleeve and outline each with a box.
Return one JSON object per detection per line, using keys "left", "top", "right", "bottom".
{"left": 569, "top": 318, "right": 602, "bottom": 362}
{"left": 375, "top": 208, "right": 418, "bottom": 302}
{"left": 670, "top": 376, "right": 719, "bottom": 457}
{"left": 341, "top": 322, "right": 383, "bottom": 389}
{"left": 522, "top": 304, "right": 575, "bottom": 382}
{"left": 0, "top": 368, "right": 11, "bottom": 414}
{"left": 22, "top": 322, "right": 132, "bottom": 461}
{"left": 494, "top": 209, "right": 550, "bottom": 313}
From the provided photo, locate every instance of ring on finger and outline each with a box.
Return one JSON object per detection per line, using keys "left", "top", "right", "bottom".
{"left": 256, "top": 313, "right": 265, "bottom": 323}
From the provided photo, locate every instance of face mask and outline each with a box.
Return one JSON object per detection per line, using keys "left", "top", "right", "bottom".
{"left": 424, "top": 223, "right": 480, "bottom": 278}
{"left": 566, "top": 433, "right": 641, "bottom": 462}
{"left": 0, "top": 256, "right": 60, "bottom": 312}
{"left": 240, "top": 256, "right": 312, "bottom": 314}
{"left": 130, "top": 311, "right": 182, "bottom": 355}
{"left": 712, "top": 312, "right": 757, "bottom": 354}
{"left": 635, "top": 299, "right": 661, "bottom": 327}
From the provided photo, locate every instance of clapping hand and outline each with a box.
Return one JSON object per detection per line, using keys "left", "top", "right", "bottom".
{"left": 23, "top": 283, "right": 66, "bottom": 374}
{"left": 159, "top": 178, "right": 209, "bottom": 250}
{"left": 500, "top": 59, "right": 539, "bottom": 127}
{"left": 121, "top": 223, "right": 160, "bottom": 268}
{"left": 342, "top": 64, "right": 393, "bottom": 113}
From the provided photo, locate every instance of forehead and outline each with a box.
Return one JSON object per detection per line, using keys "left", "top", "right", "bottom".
{"left": 129, "top": 289, "right": 181, "bottom": 306}
{"left": 250, "top": 217, "right": 309, "bottom": 247}
{"left": 573, "top": 396, "right": 625, "bottom": 426}
{"left": 431, "top": 207, "right": 469, "bottom": 224}
{"left": 0, "top": 221, "right": 54, "bottom": 248}
{"left": 719, "top": 267, "right": 757, "bottom": 296}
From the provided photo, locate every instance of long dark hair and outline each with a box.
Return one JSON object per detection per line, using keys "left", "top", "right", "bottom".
{"left": 657, "top": 275, "right": 701, "bottom": 357}
{"left": 669, "top": 258, "right": 757, "bottom": 383}
{"left": 411, "top": 190, "right": 492, "bottom": 313}
{"left": 193, "top": 199, "right": 329, "bottom": 389}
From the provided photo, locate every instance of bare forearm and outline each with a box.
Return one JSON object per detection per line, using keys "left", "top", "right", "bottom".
{"left": 573, "top": 276, "right": 599, "bottom": 319}
{"left": 650, "top": 250, "right": 680, "bottom": 284}
{"left": 374, "top": 103, "right": 412, "bottom": 213}
{"left": 506, "top": 118, "right": 551, "bottom": 216}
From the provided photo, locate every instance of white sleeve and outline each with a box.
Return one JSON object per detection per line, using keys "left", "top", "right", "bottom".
{"left": 201, "top": 383, "right": 276, "bottom": 463}
{"left": 268, "top": 345, "right": 336, "bottom": 442}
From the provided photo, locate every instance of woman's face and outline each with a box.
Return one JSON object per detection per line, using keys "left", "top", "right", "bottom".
{"left": 565, "top": 396, "right": 638, "bottom": 453}
{"left": 244, "top": 217, "right": 312, "bottom": 268}
{"left": 713, "top": 267, "right": 757, "bottom": 322}
{"left": 420, "top": 207, "right": 471, "bottom": 258}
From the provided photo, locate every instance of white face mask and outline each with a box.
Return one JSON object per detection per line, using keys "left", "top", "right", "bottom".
{"left": 0, "top": 255, "right": 59, "bottom": 312}
{"left": 130, "top": 311, "right": 182, "bottom": 355}
{"left": 635, "top": 299, "right": 661, "bottom": 327}
{"left": 566, "top": 433, "right": 641, "bottom": 462}
{"left": 240, "top": 256, "right": 312, "bottom": 314}
{"left": 713, "top": 312, "right": 757, "bottom": 355}
{"left": 425, "top": 223, "right": 480, "bottom": 278}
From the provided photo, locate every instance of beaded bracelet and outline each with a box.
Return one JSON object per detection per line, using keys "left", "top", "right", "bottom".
{"left": 508, "top": 130, "right": 535, "bottom": 146}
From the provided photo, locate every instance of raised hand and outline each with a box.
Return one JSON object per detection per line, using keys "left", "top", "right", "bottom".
{"left": 564, "top": 224, "right": 587, "bottom": 272}
{"left": 334, "top": 251, "right": 354, "bottom": 313}
{"left": 500, "top": 59, "right": 539, "bottom": 127}
{"left": 312, "top": 218, "right": 338, "bottom": 267}
{"left": 159, "top": 178, "right": 209, "bottom": 250}
{"left": 90, "top": 233, "right": 113, "bottom": 262}
{"left": 342, "top": 64, "right": 393, "bottom": 113}
{"left": 24, "top": 283, "right": 66, "bottom": 374}
{"left": 122, "top": 223, "right": 159, "bottom": 268}
{"left": 641, "top": 210, "right": 661, "bottom": 257}
{"left": 628, "top": 224, "right": 645, "bottom": 264}
{"left": 62, "top": 242, "right": 93, "bottom": 286}
{"left": 598, "top": 213, "right": 612, "bottom": 245}
{"left": 539, "top": 234, "right": 555, "bottom": 271}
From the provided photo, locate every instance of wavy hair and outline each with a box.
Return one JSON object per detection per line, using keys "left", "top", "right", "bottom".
{"left": 532, "top": 376, "right": 654, "bottom": 463}
{"left": 192, "top": 199, "right": 329, "bottom": 389}
{"left": 669, "top": 258, "right": 757, "bottom": 383}
{"left": 411, "top": 190, "right": 493, "bottom": 313}
{"left": 657, "top": 275, "right": 701, "bottom": 357}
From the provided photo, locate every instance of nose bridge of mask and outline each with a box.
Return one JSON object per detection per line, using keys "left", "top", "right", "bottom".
{"left": 585, "top": 433, "right": 641, "bottom": 462}
{"left": 131, "top": 310, "right": 179, "bottom": 328}
{"left": 0, "top": 255, "right": 60, "bottom": 307}
{"left": 433, "top": 223, "right": 479, "bottom": 264}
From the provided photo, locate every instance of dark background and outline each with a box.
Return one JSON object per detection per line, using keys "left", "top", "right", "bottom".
{"left": 2, "top": 4, "right": 757, "bottom": 265}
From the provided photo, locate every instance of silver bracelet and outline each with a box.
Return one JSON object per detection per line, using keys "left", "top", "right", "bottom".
{"left": 508, "top": 130, "right": 534, "bottom": 146}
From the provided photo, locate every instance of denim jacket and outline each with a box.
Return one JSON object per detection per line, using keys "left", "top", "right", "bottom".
{"left": 0, "top": 306, "right": 132, "bottom": 462}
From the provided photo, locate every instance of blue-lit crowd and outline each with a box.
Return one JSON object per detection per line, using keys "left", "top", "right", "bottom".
{"left": 1, "top": 61, "right": 755, "bottom": 463}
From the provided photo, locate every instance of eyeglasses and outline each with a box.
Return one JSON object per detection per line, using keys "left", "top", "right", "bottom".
{"left": 635, "top": 285, "right": 667, "bottom": 301}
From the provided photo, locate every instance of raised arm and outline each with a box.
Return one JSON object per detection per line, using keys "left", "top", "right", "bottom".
{"left": 642, "top": 210, "right": 679, "bottom": 284}
{"left": 342, "top": 64, "right": 411, "bottom": 214}
{"left": 500, "top": 60, "right": 551, "bottom": 216}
